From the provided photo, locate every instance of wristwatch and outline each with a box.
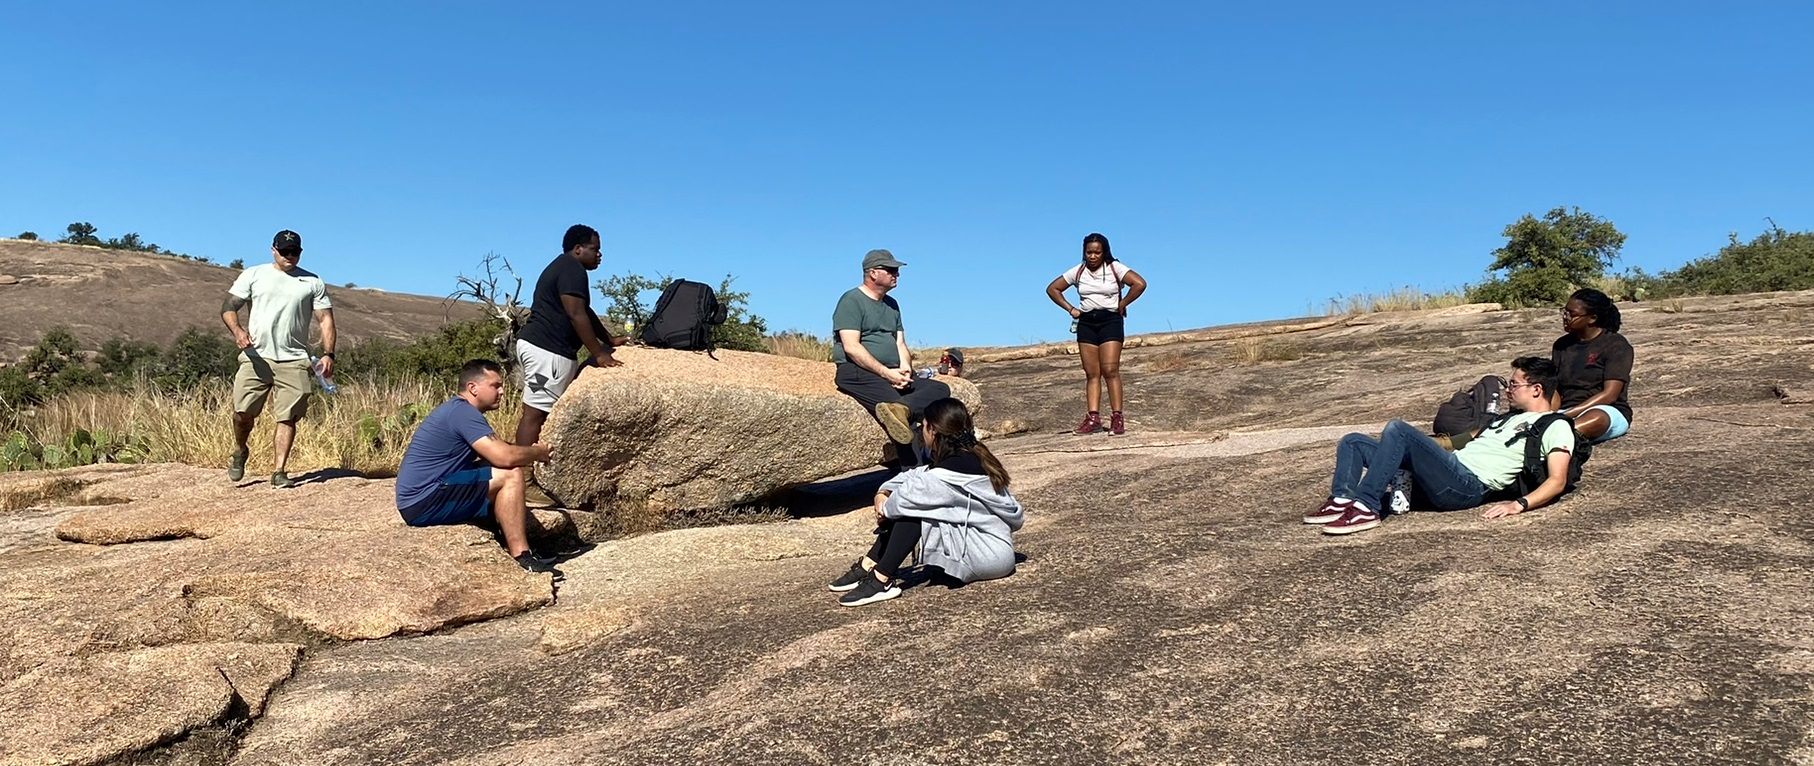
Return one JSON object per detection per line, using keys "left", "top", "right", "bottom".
{"left": 1515, "top": 497, "right": 1530, "bottom": 511}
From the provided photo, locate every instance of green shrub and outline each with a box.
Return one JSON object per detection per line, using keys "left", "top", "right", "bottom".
{"left": 148, "top": 327, "right": 238, "bottom": 393}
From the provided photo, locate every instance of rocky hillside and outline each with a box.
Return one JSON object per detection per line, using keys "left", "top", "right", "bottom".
{"left": 2, "top": 289, "right": 1811, "bottom": 764}
{"left": 0, "top": 239, "right": 482, "bottom": 361}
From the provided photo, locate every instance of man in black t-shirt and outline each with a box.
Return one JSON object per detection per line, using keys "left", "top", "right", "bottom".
{"left": 512, "top": 224, "right": 624, "bottom": 447}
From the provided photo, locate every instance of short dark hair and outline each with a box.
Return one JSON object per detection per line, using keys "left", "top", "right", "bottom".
{"left": 562, "top": 224, "right": 599, "bottom": 253}
{"left": 1511, "top": 355, "right": 1560, "bottom": 399}
{"left": 1568, "top": 288, "right": 1622, "bottom": 333}
{"left": 459, "top": 359, "right": 503, "bottom": 388}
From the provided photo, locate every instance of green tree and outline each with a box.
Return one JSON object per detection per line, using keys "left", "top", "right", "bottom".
{"left": 1468, "top": 206, "right": 1626, "bottom": 306}
{"left": 15, "top": 231, "right": 37, "bottom": 241}
{"left": 98, "top": 338, "right": 162, "bottom": 381}
{"left": 1651, "top": 224, "right": 1814, "bottom": 297}
{"left": 595, "top": 272, "right": 770, "bottom": 352}
{"left": 60, "top": 222, "right": 102, "bottom": 247}
{"left": 148, "top": 327, "right": 238, "bottom": 392}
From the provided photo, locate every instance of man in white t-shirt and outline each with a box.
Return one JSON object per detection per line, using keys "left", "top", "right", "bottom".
{"left": 220, "top": 229, "right": 336, "bottom": 488}
{"left": 1303, "top": 356, "right": 1579, "bottom": 535}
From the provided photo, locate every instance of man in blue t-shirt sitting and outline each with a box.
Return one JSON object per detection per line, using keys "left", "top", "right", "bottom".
{"left": 396, "top": 359, "right": 558, "bottom": 573}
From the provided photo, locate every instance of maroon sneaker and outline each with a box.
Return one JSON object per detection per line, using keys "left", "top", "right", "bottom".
{"left": 1072, "top": 412, "right": 1102, "bottom": 435}
{"left": 1322, "top": 503, "right": 1381, "bottom": 535}
{"left": 1303, "top": 497, "right": 1352, "bottom": 525}
{"left": 1109, "top": 411, "right": 1126, "bottom": 436}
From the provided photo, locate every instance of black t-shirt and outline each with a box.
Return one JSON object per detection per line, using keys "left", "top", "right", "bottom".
{"left": 518, "top": 253, "right": 599, "bottom": 358}
{"left": 1551, "top": 330, "right": 1634, "bottom": 420}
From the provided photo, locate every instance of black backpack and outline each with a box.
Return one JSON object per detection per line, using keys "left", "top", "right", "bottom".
{"left": 640, "top": 279, "right": 728, "bottom": 352}
{"left": 1486, "top": 412, "right": 1593, "bottom": 501}
{"left": 1433, "top": 375, "right": 1508, "bottom": 437}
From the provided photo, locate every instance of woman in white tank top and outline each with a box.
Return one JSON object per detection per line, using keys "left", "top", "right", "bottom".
{"left": 1043, "top": 232, "right": 1148, "bottom": 436}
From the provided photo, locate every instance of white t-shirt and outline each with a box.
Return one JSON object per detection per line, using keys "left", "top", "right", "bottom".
{"left": 229, "top": 264, "right": 332, "bottom": 362}
{"left": 1060, "top": 261, "right": 1133, "bottom": 311}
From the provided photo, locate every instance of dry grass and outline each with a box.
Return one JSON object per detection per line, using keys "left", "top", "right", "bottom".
{"left": 766, "top": 331, "right": 832, "bottom": 362}
{"left": 1324, "top": 287, "right": 1470, "bottom": 316}
{"left": 1146, "top": 350, "right": 1194, "bottom": 372}
{"left": 1231, "top": 337, "right": 1303, "bottom": 365}
{"left": 13, "top": 378, "right": 512, "bottom": 477}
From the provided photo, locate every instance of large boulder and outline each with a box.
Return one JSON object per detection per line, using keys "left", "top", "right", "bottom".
{"left": 537, "top": 346, "right": 981, "bottom": 514}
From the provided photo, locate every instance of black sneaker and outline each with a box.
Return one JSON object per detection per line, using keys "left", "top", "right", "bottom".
{"left": 227, "top": 448, "right": 248, "bottom": 482}
{"left": 514, "top": 551, "right": 563, "bottom": 576}
{"left": 270, "top": 471, "right": 298, "bottom": 489}
{"left": 828, "top": 560, "right": 871, "bottom": 592}
{"left": 838, "top": 574, "right": 902, "bottom": 607}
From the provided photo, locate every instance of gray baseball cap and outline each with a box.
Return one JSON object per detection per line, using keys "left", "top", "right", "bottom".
{"left": 862, "top": 249, "right": 906, "bottom": 270}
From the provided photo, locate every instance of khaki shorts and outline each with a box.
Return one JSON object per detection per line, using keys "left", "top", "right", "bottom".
{"left": 233, "top": 355, "right": 313, "bottom": 421}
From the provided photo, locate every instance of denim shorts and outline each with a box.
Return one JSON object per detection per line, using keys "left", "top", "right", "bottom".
{"left": 400, "top": 468, "right": 494, "bottom": 526}
{"left": 1585, "top": 405, "right": 1630, "bottom": 444}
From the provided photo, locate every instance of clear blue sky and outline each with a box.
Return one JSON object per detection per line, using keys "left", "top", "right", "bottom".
{"left": 5, "top": 2, "right": 1811, "bottom": 348}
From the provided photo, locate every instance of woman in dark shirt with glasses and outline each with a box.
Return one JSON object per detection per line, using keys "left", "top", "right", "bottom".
{"left": 1552, "top": 288, "right": 1634, "bottom": 443}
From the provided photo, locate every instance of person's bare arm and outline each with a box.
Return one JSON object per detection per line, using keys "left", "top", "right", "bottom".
{"left": 471, "top": 435, "right": 553, "bottom": 468}
{"left": 1118, "top": 270, "right": 1148, "bottom": 315}
{"left": 894, "top": 331, "right": 913, "bottom": 375}
{"left": 561, "top": 295, "right": 620, "bottom": 367}
{"left": 1562, "top": 379, "right": 1626, "bottom": 418}
{"left": 839, "top": 329, "right": 909, "bottom": 386}
{"left": 221, "top": 295, "right": 252, "bottom": 349}
{"left": 314, "top": 308, "right": 337, "bottom": 377}
{"left": 1046, "top": 277, "right": 1081, "bottom": 318}
{"left": 1481, "top": 450, "right": 1572, "bottom": 519}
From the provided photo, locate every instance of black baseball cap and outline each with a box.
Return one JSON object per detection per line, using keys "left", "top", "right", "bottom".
{"left": 273, "top": 230, "right": 302, "bottom": 250}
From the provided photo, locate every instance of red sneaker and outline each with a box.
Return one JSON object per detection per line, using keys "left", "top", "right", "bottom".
{"left": 1109, "top": 411, "right": 1126, "bottom": 436}
{"left": 1322, "top": 503, "right": 1381, "bottom": 535}
{"left": 1072, "top": 412, "right": 1102, "bottom": 435}
{"left": 1303, "top": 497, "right": 1351, "bottom": 525}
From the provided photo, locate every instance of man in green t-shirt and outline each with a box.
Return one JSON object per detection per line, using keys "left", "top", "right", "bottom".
{"left": 1303, "top": 356, "right": 1580, "bottom": 536}
{"left": 831, "top": 249, "right": 949, "bottom": 467}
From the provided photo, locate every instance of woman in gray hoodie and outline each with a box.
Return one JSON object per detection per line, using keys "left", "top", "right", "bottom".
{"left": 829, "top": 397, "right": 1026, "bottom": 607}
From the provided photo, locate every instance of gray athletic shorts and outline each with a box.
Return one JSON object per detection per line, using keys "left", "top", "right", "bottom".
{"left": 515, "top": 339, "right": 579, "bottom": 413}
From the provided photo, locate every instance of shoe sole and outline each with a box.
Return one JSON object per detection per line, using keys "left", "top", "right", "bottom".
{"left": 1323, "top": 519, "right": 1381, "bottom": 535}
{"left": 875, "top": 403, "right": 914, "bottom": 445}
{"left": 839, "top": 587, "right": 902, "bottom": 607}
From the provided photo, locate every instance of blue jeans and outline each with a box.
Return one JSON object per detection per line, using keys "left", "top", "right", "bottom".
{"left": 1331, "top": 420, "right": 1488, "bottom": 512}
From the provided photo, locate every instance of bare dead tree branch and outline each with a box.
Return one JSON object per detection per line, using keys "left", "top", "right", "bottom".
{"left": 446, "top": 252, "right": 528, "bottom": 376}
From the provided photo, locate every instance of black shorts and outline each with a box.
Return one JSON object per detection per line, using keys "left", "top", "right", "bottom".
{"left": 1076, "top": 310, "right": 1125, "bottom": 345}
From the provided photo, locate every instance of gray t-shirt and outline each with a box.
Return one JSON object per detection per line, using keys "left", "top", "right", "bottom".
{"left": 229, "top": 264, "right": 332, "bottom": 362}
{"left": 830, "top": 287, "right": 903, "bottom": 368}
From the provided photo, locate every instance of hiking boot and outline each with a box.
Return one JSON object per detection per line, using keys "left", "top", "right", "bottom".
{"left": 875, "top": 402, "right": 914, "bottom": 445}
{"left": 269, "top": 471, "right": 298, "bottom": 489}
{"left": 1322, "top": 503, "right": 1381, "bottom": 535}
{"left": 525, "top": 485, "right": 559, "bottom": 509}
{"left": 828, "top": 560, "right": 872, "bottom": 592}
{"left": 227, "top": 448, "right": 248, "bottom": 482}
{"left": 1072, "top": 412, "right": 1102, "bottom": 435}
{"left": 838, "top": 574, "right": 902, "bottom": 607}
{"left": 1109, "top": 411, "right": 1126, "bottom": 436}
{"left": 1303, "top": 497, "right": 1352, "bottom": 525}
{"left": 514, "top": 551, "right": 563, "bottom": 576}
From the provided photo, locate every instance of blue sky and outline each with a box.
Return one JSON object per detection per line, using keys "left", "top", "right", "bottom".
{"left": 4, "top": 2, "right": 1811, "bottom": 348}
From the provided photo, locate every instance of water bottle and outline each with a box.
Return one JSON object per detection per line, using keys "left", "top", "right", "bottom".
{"left": 310, "top": 356, "right": 337, "bottom": 394}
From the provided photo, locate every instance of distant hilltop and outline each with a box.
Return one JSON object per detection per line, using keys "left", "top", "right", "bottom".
{"left": 0, "top": 239, "right": 479, "bottom": 362}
